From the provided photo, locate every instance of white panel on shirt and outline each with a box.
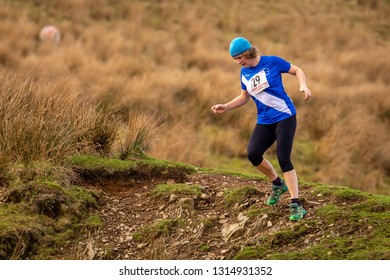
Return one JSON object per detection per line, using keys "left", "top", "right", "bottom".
{"left": 255, "top": 91, "right": 292, "bottom": 116}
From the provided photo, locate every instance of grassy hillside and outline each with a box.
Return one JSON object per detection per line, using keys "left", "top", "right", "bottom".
{"left": 0, "top": 1, "right": 389, "bottom": 192}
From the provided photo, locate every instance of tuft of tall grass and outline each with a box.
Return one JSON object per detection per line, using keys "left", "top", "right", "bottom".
{"left": 118, "top": 110, "right": 165, "bottom": 159}
{"left": 0, "top": 69, "right": 118, "bottom": 164}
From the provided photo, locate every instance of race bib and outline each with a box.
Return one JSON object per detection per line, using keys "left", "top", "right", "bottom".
{"left": 249, "top": 70, "right": 269, "bottom": 95}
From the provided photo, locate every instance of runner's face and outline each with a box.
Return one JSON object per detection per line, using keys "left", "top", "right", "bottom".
{"left": 233, "top": 54, "right": 250, "bottom": 67}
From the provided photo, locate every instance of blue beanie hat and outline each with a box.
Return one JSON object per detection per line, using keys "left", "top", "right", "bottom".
{"left": 229, "top": 37, "right": 251, "bottom": 57}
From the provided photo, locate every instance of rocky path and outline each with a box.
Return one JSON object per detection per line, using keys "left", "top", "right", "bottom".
{"left": 68, "top": 171, "right": 324, "bottom": 260}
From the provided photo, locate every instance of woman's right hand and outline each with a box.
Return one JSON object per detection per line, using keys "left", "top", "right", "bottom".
{"left": 211, "top": 104, "right": 227, "bottom": 114}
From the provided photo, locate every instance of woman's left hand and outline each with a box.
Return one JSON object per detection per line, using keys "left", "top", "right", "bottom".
{"left": 300, "top": 86, "right": 311, "bottom": 100}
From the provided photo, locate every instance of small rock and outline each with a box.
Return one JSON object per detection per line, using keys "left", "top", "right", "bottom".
{"left": 169, "top": 194, "right": 179, "bottom": 203}
{"left": 207, "top": 252, "right": 216, "bottom": 259}
{"left": 178, "top": 198, "right": 195, "bottom": 211}
{"left": 84, "top": 242, "right": 95, "bottom": 260}
{"left": 237, "top": 212, "right": 248, "bottom": 222}
{"left": 267, "top": 221, "right": 272, "bottom": 227}
{"left": 222, "top": 223, "right": 245, "bottom": 241}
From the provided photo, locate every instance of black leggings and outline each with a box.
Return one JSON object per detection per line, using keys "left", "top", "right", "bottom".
{"left": 247, "top": 115, "right": 296, "bottom": 173}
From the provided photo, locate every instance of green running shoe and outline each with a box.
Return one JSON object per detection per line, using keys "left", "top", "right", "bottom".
{"left": 289, "top": 202, "right": 307, "bottom": 221}
{"left": 266, "top": 180, "right": 288, "bottom": 205}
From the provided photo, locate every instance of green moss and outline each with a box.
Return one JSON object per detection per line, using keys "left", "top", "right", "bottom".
{"left": 132, "top": 232, "right": 143, "bottom": 243}
{"left": 133, "top": 219, "right": 184, "bottom": 242}
{"left": 198, "top": 244, "right": 210, "bottom": 252}
{"left": 269, "top": 235, "right": 390, "bottom": 260}
{"left": 223, "top": 186, "right": 260, "bottom": 207}
{"left": 44, "top": 182, "right": 63, "bottom": 192}
{"left": 70, "top": 155, "right": 195, "bottom": 179}
{"left": 152, "top": 183, "right": 202, "bottom": 197}
{"left": 332, "top": 187, "right": 369, "bottom": 202}
{"left": 237, "top": 232, "right": 390, "bottom": 260}
{"left": 141, "top": 157, "right": 196, "bottom": 172}
{"left": 201, "top": 219, "right": 213, "bottom": 230}
{"left": 270, "top": 225, "right": 309, "bottom": 247}
{"left": 246, "top": 208, "right": 262, "bottom": 218}
{"left": 63, "top": 186, "right": 98, "bottom": 209}
{"left": 85, "top": 215, "right": 103, "bottom": 229}
{"left": 313, "top": 184, "right": 370, "bottom": 203}
{"left": 352, "top": 195, "right": 390, "bottom": 213}
{"left": 0, "top": 204, "right": 48, "bottom": 259}
{"left": 233, "top": 246, "right": 268, "bottom": 260}
{"left": 312, "top": 184, "right": 334, "bottom": 196}
{"left": 70, "top": 155, "right": 136, "bottom": 170}
{"left": 0, "top": 204, "right": 44, "bottom": 232}
{"left": 0, "top": 180, "right": 101, "bottom": 259}
{"left": 315, "top": 204, "right": 344, "bottom": 222}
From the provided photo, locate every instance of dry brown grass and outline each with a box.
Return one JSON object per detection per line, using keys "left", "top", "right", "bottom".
{"left": 1, "top": 0, "right": 389, "bottom": 193}
{"left": 118, "top": 110, "right": 164, "bottom": 159}
{"left": 0, "top": 69, "right": 118, "bottom": 164}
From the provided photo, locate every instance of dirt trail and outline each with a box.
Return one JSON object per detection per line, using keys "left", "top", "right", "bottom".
{"left": 67, "top": 171, "right": 326, "bottom": 260}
